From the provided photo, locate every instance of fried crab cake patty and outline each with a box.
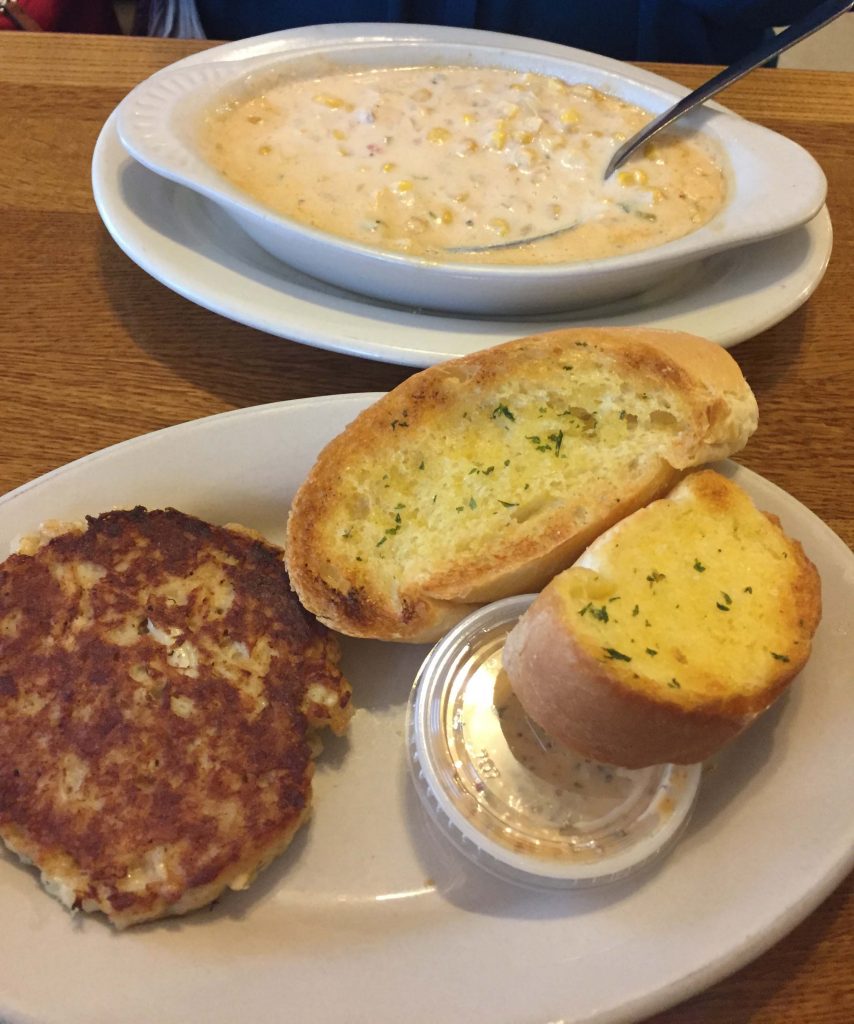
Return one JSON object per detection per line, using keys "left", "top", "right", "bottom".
{"left": 0, "top": 508, "right": 352, "bottom": 928}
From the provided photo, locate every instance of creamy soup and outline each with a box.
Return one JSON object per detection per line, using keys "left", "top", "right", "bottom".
{"left": 200, "top": 65, "right": 727, "bottom": 265}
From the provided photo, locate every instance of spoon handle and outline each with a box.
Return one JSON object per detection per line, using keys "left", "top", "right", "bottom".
{"left": 605, "top": 0, "right": 854, "bottom": 178}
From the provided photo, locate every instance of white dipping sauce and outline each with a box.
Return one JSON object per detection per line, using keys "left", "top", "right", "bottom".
{"left": 201, "top": 65, "right": 727, "bottom": 264}
{"left": 408, "top": 594, "right": 702, "bottom": 886}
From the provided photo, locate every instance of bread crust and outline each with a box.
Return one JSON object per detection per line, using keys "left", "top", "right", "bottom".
{"left": 503, "top": 472, "right": 821, "bottom": 767}
{"left": 503, "top": 589, "right": 753, "bottom": 767}
{"left": 286, "top": 328, "right": 758, "bottom": 642}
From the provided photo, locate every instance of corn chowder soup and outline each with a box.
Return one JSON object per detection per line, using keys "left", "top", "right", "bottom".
{"left": 200, "top": 66, "right": 727, "bottom": 265}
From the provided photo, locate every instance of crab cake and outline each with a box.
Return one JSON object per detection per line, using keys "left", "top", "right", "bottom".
{"left": 0, "top": 507, "right": 352, "bottom": 928}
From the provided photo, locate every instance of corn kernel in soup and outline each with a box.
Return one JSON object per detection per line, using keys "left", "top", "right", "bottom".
{"left": 200, "top": 66, "right": 727, "bottom": 264}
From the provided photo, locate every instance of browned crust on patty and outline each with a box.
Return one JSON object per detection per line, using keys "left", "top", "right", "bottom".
{"left": 0, "top": 508, "right": 352, "bottom": 927}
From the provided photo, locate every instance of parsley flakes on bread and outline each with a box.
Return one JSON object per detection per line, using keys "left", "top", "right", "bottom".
{"left": 503, "top": 470, "right": 822, "bottom": 767}
{"left": 286, "top": 328, "right": 758, "bottom": 643}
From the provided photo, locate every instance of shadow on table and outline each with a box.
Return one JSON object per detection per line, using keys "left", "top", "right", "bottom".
{"left": 97, "top": 209, "right": 814, "bottom": 412}
{"left": 95, "top": 228, "right": 412, "bottom": 408}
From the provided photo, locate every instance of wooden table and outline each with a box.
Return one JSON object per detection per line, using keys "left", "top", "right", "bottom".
{"left": 1, "top": 32, "right": 852, "bottom": 1024}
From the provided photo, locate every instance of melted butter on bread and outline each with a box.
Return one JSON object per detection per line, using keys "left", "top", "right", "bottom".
{"left": 287, "top": 329, "right": 758, "bottom": 642}
{"left": 559, "top": 471, "right": 819, "bottom": 708}
{"left": 503, "top": 470, "right": 821, "bottom": 767}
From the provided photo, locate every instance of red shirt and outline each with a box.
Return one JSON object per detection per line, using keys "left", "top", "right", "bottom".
{"left": 0, "top": 0, "right": 120, "bottom": 31}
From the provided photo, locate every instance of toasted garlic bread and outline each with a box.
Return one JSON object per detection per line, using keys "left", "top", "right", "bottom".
{"left": 0, "top": 508, "right": 352, "bottom": 928}
{"left": 503, "top": 470, "right": 821, "bottom": 768}
{"left": 286, "top": 328, "right": 758, "bottom": 643}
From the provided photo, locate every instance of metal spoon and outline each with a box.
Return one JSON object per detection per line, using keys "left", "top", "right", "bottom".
{"left": 604, "top": 0, "right": 854, "bottom": 179}
{"left": 445, "top": 222, "right": 579, "bottom": 254}
{"left": 449, "top": 0, "right": 851, "bottom": 254}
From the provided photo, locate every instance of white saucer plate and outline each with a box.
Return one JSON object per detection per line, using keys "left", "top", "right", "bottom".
{"left": 115, "top": 26, "right": 825, "bottom": 316}
{"left": 92, "top": 26, "right": 833, "bottom": 368}
{"left": 1, "top": 394, "right": 852, "bottom": 1024}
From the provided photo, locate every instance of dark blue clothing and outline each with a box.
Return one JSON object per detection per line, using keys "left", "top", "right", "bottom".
{"left": 194, "top": 1, "right": 822, "bottom": 63}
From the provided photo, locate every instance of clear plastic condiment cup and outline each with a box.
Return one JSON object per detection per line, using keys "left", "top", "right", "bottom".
{"left": 407, "top": 594, "right": 702, "bottom": 889}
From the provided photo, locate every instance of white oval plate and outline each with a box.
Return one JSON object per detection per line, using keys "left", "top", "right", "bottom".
{"left": 1, "top": 395, "right": 852, "bottom": 1024}
{"left": 92, "top": 26, "right": 833, "bottom": 367}
{"left": 114, "top": 26, "right": 825, "bottom": 316}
